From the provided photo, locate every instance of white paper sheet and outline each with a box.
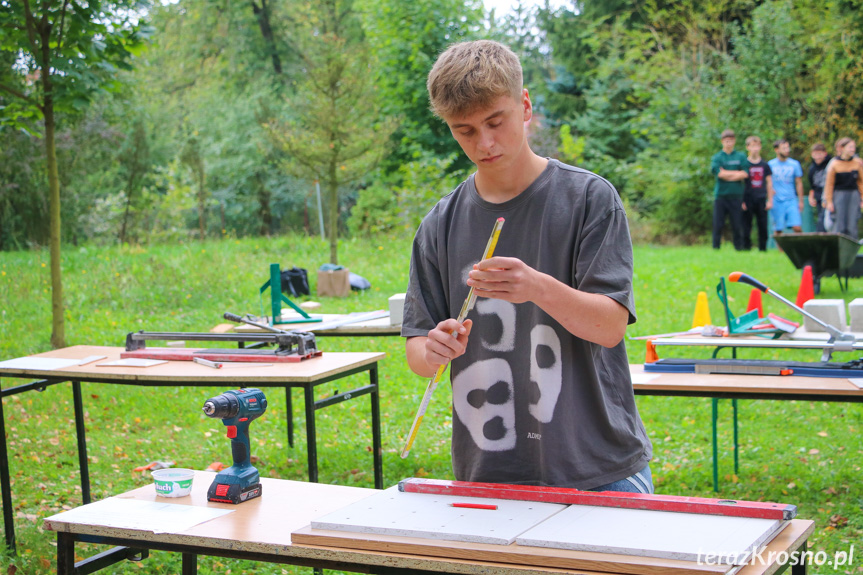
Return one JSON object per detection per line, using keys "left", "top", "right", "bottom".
{"left": 0, "top": 357, "right": 85, "bottom": 371}
{"left": 630, "top": 372, "right": 660, "bottom": 384}
{"left": 76, "top": 355, "right": 107, "bottom": 366}
{"left": 96, "top": 358, "right": 167, "bottom": 367}
{"left": 45, "top": 498, "right": 233, "bottom": 534}
{"left": 848, "top": 378, "right": 863, "bottom": 389}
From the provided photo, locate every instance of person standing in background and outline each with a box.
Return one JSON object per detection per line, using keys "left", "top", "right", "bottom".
{"left": 823, "top": 137, "right": 863, "bottom": 239}
{"left": 807, "top": 143, "right": 832, "bottom": 232}
{"left": 767, "top": 139, "right": 804, "bottom": 236}
{"left": 741, "top": 135, "right": 773, "bottom": 251}
{"left": 710, "top": 129, "right": 748, "bottom": 250}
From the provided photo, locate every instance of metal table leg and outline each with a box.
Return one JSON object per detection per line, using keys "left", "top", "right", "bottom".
{"left": 57, "top": 532, "right": 75, "bottom": 575}
{"left": 791, "top": 540, "right": 807, "bottom": 575}
{"left": 285, "top": 386, "right": 294, "bottom": 448}
{"left": 712, "top": 398, "right": 719, "bottom": 491}
{"left": 370, "top": 365, "right": 383, "bottom": 489}
{"left": 302, "top": 364, "right": 382, "bottom": 486}
{"left": 182, "top": 551, "right": 197, "bottom": 574}
{"left": 72, "top": 381, "right": 91, "bottom": 504}
{"left": 732, "top": 398, "right": 739, "bottom": 476}
{"left": 0, "top": 385, "right": 15, "bottom": 553}
{"left": 304, "top": 384, "right": 318, "bottom": 483}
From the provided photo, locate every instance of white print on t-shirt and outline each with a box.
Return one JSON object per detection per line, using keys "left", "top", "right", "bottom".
{"left": 453, "top": 358, "right": 516, "bottom": 451}
{"left": 452, "top": 301, "right": 564, "bottom": 451}
{"left": 772, "top": 163, "right": 796, "bottom": 185}
{"left": 475, "top": 298, "right": 516, "bottom": 351}
{"left": 529, "top": 324, "right": 562, "bottom": 423}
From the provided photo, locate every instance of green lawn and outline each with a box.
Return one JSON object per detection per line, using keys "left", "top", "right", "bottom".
{"left": 0, "top": 235, "right": 860, "bottom": 574}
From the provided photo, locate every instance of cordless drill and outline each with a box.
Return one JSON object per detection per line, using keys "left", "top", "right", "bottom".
{"left": 202, "top": 388, "right": 268, "bottom": 504}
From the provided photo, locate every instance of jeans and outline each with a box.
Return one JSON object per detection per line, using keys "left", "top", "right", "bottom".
{"left": 589, "top": 464, "right": 654, "bottom": 494}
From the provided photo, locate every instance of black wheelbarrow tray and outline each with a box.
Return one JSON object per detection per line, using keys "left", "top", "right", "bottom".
{"left": 773, "top": 231, "right": 862, "bottom": 292}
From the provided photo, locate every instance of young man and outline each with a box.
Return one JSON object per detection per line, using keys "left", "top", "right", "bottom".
{"left": 767, "top": 139, "right": 804, "bottom": 235}
{"left": 741, "top": 136, "right": 773, "bottom": 251}
{"left": 807, "top": 143, "right": 832, "bottom": 232}
{"left": 709, "top": 129, "right": 748, "bottom": 250}
{"left": 401, "top": 40, "right": 652, "bottom": 493}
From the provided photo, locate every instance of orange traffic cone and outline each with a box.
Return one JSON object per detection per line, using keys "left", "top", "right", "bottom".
{"left": 746, "top": 288, "right": 764, "bottom": 318}
{"left": 692, "top": 291, "right": 712, "bottom": 328}
{"left": 796, "top": 265, "right": 815, "bottom": 307}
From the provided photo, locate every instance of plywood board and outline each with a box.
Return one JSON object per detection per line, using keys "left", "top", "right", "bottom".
{"left": 310, "top": 485, "right": 565, "bottom": 545}
{"left": 292, "top": 525, "right": 734, "bottom": 575}
{"left": 516, "top": 505, "right": 785, "bottom": 564}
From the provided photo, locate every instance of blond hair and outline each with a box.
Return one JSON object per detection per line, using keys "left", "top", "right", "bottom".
{"left": 427, "top": 40, "right": 523, "bottom": 119}
{"left": 745, "top": 135, "right": 760, "bottom": 145}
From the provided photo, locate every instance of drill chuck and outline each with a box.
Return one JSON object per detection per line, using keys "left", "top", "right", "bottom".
{"left": 202, "top": 392, "right": 240, "bottom": 419}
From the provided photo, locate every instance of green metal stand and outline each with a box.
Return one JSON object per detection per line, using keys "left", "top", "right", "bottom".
{"left": 260, "top": 263, "right": 322, "bottom": 326}
{"left": 710, "top": 344, "right": 741, "bottom": 492}
{"left": 711, "top": 398, "right": 740, "bottom": 492}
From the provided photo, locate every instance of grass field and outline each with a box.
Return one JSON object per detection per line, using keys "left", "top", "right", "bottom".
{"left": 0, "top": 235, "right": 861, "bottom": 574}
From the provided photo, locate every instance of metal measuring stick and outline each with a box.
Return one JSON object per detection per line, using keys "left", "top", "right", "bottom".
{"left": 400, "top": 217, "right": 505, "bottom": 459}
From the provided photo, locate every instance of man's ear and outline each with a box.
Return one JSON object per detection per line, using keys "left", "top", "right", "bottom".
{"left": 522, "top": 88, "right": 532, "bottom": 121}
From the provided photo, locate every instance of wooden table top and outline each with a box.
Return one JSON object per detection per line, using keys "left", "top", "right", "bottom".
{"left": 44, "top": 472, "right": 814, "bottom": 575}
{"left": 631, "top": 364, "right": 863, "bottom": 398}
{"left": 0, "top": 345, "right": 385, "bottom": 384}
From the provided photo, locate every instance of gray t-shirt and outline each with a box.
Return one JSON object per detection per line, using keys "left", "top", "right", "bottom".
{"left": 402, "top": 159, "right": 652, "bottom": 489}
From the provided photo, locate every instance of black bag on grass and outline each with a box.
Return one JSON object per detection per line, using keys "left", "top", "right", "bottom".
{"left": 281, "top": 267, "right": 310, "bottom": 297}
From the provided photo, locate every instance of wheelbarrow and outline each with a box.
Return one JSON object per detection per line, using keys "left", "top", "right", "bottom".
{"left": 773, "top": 232, "right": 863, "bottom": 293}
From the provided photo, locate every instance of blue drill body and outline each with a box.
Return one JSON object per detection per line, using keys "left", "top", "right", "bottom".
{"left": 202, "top": 388, "right": 268, "bottom": 504}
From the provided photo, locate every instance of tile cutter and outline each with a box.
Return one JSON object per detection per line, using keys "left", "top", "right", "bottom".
{"left": 123, "top": 312, "right": 322, "bottom": 363}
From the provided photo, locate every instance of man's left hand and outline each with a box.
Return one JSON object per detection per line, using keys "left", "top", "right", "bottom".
{"left": 467, "top": 256, "right": 538, "bottom": 304}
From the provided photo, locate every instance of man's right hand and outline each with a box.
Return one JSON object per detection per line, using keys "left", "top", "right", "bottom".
{"left": 406, "top": 319, "right": 473, "bottom": 378}
{"left": 424, "top": 318, "right": 473, "bottom": 370}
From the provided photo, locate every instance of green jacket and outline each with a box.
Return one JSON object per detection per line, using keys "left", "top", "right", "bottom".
{"left": 710, "top": 150, "right": 748, "bottom": 197}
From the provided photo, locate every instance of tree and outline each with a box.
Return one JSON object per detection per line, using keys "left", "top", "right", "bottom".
{"left": 118, "top": 118, "right": 151, "bottom": 243}
{"left": 128, "top": 1, "right": 305, "bottom": 239}
{"left": 358, "top": 0, "right": 483, "bottom": 174}
{"left": 180, "top": 131, "right": 207, "bottom": 240}
{"left": 266, "top": 0, "right": 396, "bottom": 264}
{"left": 0, "top": 0, "right": 151, "bottom": 347}
{"left": 720, "top": 2, "right": 808, "bottom": 147}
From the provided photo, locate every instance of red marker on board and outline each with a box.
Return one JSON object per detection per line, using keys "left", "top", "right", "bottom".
{"left": 450, "top": 502, "right": 498, "bottom": 510}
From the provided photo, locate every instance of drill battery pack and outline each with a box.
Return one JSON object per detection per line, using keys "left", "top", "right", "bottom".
{"left": 207, "top": 480, "right": 262, "bottom": 504}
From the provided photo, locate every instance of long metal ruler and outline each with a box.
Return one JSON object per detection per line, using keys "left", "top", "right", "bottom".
{"left": 398, "top": 478, "right": 796, "bottom": 520}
